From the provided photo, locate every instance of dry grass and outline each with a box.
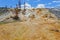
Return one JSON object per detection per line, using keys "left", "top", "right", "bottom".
{"left": 0, "top": 18, "right": 60, "bottom": 40}
{"left": 0, "top": 8, "right": 60, "bottom": 40}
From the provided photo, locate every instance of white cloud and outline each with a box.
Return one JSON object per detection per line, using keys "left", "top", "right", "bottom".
{"left": 53, "top": 1, "right": 60, "bottom": 3}
{"left": 36, "top": 4, "right": 45, "bottom": 8}
{"left": 21, "top": 3, "right": 32, "bottom": 9}
{"left": 48, "top": 3, "right": 52, "bottom": 5}
{"left": 55, "top": 4, "right": 60, "bottom": 8}
{"left": 34, "top": 0, "right": 40, "bottom": 2}
{"left": 46, "top": 6, "right": 54, "bottom": 8}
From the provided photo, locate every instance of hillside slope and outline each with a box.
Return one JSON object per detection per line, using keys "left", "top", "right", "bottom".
{"left": 0, "top": 8, "right": 60, "bottom": 40}
{"left": 0, "top": 18, "right": 60, "bottom": 40}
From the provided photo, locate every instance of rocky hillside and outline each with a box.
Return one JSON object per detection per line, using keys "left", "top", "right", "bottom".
{"left": 48, "top": 8, "right": 60, "bottom": 19}
{"left": 0, "top": 8, "right": 60, "bottom": 40}
{"left": 0, "top": 7, "right": 8, "bottom": 15}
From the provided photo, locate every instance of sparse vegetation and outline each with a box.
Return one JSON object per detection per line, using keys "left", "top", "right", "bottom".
{"left": 0, "top": 8, "right": 60, "bottom": 40}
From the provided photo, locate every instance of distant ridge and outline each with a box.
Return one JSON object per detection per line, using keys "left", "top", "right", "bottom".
{"left": 48, "top": 8, "right": 60, "bottom": 19}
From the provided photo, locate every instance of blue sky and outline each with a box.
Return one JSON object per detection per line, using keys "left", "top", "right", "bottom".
{"left": 0, "top": 0, "right": 60, "bottom": 8}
